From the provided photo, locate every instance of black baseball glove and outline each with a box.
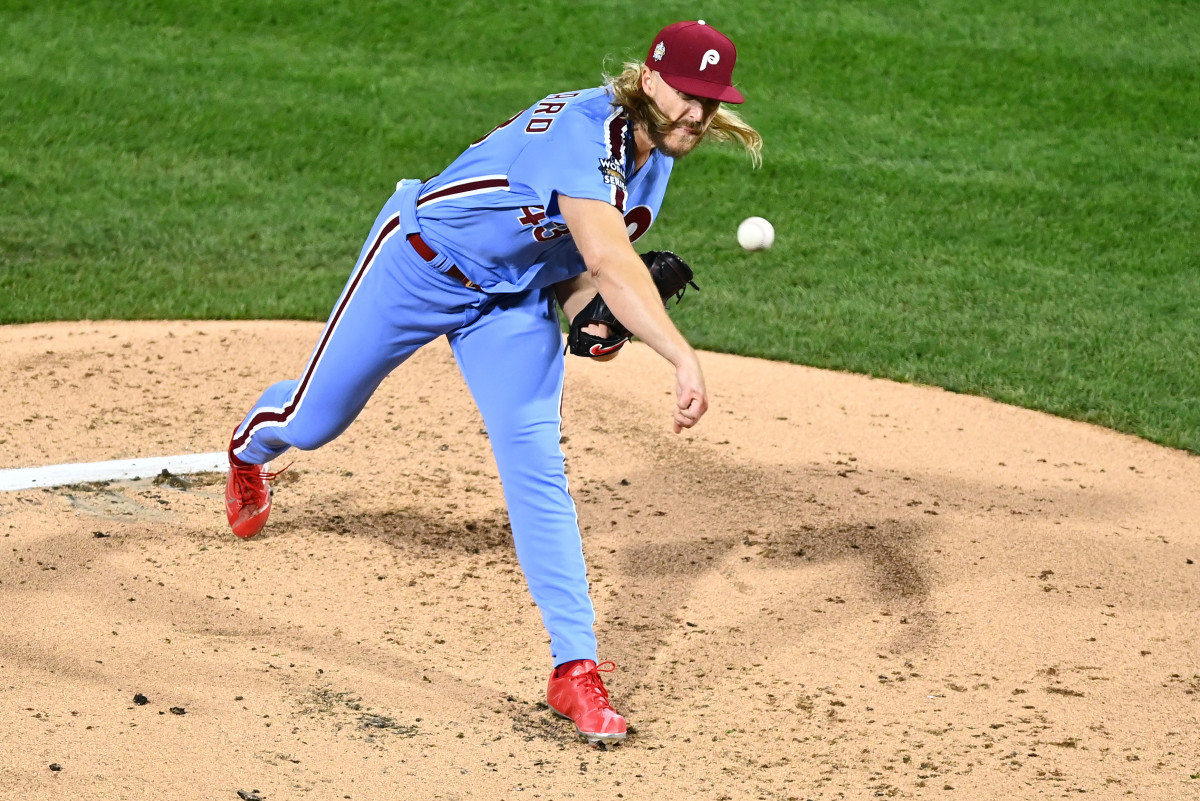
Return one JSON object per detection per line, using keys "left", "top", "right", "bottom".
{"left": 567, "top": 250, "right": 699, "bottom": 358}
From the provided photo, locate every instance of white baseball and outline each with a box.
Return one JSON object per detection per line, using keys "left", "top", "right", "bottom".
{"left": 737, "top": 216, "right": 775, "bottom": 251}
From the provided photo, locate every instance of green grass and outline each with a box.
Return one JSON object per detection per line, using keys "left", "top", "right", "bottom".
{"left": 2, "top": 1, "right": 1199, "bottom": 451}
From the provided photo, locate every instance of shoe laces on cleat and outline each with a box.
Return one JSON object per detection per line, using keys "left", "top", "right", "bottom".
{"left": 230, "top": 461, "right": 291, "bottom": 498}
{"left": 570, "top": 661, "right": 617, "bottom": 709}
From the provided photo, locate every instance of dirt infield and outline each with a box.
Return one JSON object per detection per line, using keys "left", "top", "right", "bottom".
{"left": 2, "top": 320, "right": 1197, "bottom": 800}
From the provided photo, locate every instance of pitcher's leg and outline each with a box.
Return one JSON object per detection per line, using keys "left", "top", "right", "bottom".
{"left": 231, "top": 291, "right": 405, "bottom": 465}
{"left": 231, "top": 216, "right": 470, "bottom": 466}
{"left": 223, "top": 233, "right": 430, "bottom": 538}
{"left": 449, "top": 288, "right": 598, "bottom": 666}
{"left": 224, "top": 232, "right": 474, "bottom": 539}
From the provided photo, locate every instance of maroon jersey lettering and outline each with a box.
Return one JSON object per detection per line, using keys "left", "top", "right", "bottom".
{"left": 517, "top": 206, "right": 568, "bottom": 242}
{"left": 623, "top": 205, "right": 653, "bottom": 243}
{"left": 470, "top": 110, "right": 522, "bottom": 148}
{"left": 526, "top": 94, "right": 576, "bottom": 135}
{"left": 517, "top": 206, "right": 548, "bottom": 226}
{"left": 533, "top": 224, "right": 570, "bottom": 242}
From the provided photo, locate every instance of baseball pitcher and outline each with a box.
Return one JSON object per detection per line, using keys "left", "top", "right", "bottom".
{"left": 225, "top": 20, "right": 762, "bottom": 746}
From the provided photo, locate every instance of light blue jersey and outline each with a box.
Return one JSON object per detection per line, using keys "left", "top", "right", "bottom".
{"left": 415, "top": 86, "right": 673, "bottom": 293}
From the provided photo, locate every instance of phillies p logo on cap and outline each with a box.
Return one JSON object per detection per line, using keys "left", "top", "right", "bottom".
{"left": 647, "top": 20, "right": 744, "bottom": 104}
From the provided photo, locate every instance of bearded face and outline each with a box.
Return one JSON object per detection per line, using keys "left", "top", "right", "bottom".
{"left": 641, "top": 70, "right": 720, "bottom": 159}
{"left": 646, "top": 117, "right": 707, "bottom": 159}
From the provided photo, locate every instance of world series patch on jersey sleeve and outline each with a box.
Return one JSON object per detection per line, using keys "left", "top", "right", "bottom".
{"left": 412, "top": 87, "right": 674, "bottom": 294}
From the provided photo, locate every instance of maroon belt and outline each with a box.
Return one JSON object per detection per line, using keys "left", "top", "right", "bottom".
{"left": 406, "top": 233, "right": 481, "bottom": 291}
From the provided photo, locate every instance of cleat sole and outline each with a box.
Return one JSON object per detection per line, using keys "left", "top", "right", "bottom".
{"left": 550, "top": 707, "right": 626, "bottom": 746}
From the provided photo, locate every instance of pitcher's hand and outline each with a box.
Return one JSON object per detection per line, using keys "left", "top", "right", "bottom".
{"left": 673, "top": 356, "right": 708, "bottom": 434}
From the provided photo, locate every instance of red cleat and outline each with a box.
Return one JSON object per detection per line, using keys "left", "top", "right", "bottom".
{"left": 546, "top": 660, "right": 627, "bottom": 746}
{"left": 224, "top": 455, "right": 284, "bottom": 539}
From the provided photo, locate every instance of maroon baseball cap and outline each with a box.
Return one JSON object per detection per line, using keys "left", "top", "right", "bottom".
{"left": 646, "top": 20, "right": 744, "bottom": 104}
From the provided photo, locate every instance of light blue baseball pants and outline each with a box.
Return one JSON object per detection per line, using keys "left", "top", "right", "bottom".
{"left": 230, "top": 191, "right": 598, "bottom": 666}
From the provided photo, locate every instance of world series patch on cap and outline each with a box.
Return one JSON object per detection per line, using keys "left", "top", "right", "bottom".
{"left": 647, "top": 20, "right": 744, "bottom": 104}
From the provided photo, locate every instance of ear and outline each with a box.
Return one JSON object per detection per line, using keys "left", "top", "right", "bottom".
{"left": 640, "top": 66, "right": 656, "bottom": 95}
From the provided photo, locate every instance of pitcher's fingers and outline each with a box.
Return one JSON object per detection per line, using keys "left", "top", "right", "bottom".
{"left": 672, "top": 398, "right": 704, "bottom": 432}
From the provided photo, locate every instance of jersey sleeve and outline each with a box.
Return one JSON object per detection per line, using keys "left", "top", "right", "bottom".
{"left": 509, "top": 103, "right": 631, "bottom": 217}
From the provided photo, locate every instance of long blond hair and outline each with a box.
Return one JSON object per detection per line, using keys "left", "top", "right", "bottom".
{"left": 604, "top": 60, "right": 763, "bottom": 167}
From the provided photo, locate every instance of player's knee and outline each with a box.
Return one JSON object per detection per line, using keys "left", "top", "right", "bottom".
{"left": 491, "top": 428, "right": 567, "bottom": 476}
